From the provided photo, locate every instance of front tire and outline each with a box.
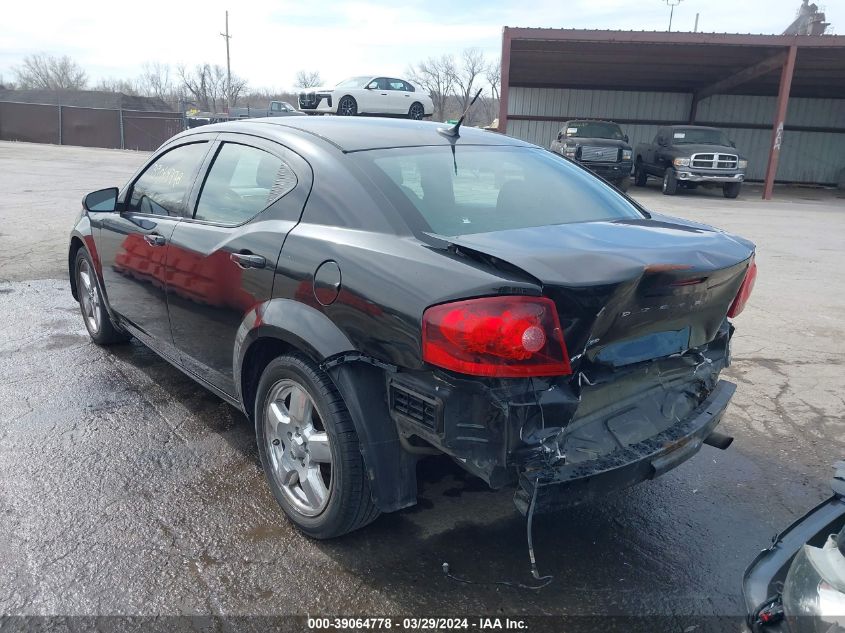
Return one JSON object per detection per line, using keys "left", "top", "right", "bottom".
{"left": 337, "top": 96, "right": 358, "bottom": 116}
{"left": 408, "top": 102, "right": 425, "bottom": 120}
{"left": 614, "top": 176, "right": 630, "bottom": 192}
{"left": 255, "top": 353, "right": 379, "bottom": 539}
{"left": 723, "top": 182, "right": 742, "bottom": 199}
{"left": 74, "top": 248, "right": 128, "bottom": 345}
{"left": 662, "top": 168, "right": 678, "bottom": 195}
{"left": 634, "top": 161, "right": 648, "bottom": 187}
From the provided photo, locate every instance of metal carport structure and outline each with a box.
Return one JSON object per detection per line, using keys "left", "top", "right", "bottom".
{"left": 497, "top": 29, "right": 845, "bottom": 198}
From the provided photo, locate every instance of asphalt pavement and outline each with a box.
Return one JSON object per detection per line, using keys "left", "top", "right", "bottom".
{"left": 1, "top": 141, "right": 843, "bottom": 631}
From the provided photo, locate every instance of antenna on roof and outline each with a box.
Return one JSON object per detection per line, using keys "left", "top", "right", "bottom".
{"left": 438, "top": 88, "right": 483, "bottom": 139}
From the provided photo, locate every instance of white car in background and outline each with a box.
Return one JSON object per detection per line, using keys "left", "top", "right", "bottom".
{"left": 298, "top": 76, "right": 434, "bottom": 120}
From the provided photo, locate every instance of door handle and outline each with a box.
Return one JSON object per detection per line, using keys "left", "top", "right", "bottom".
{"left": 380, "top": 92, "right": 388, "bottom": 96}
{"left": 230, "top": 252, "right": 266, "bottom": 269}
{"left": 143, "top": 233, "right": 166, "bottom": 246}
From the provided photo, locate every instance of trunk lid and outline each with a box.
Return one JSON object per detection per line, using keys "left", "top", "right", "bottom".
{"left": 445, "top": 214, "right": 754, "bottom": 367}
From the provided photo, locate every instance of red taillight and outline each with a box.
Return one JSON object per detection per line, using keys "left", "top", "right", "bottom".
{"left": 727, "top": 256, "right": 757, "bottom": 318}
{"left": 421, "top": 296, "right": 572, "bottom": 377}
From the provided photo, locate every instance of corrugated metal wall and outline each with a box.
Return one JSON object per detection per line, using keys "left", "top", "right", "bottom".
{"left": 506, "top": 87, "right": 845, "bottom": 184}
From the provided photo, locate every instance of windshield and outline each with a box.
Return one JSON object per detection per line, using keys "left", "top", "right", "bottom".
{"left": 354, "top": 146, "right": 643, "bottom": 237}
{"left": 671, "top": 128, "right": 732, "bottom": 145}
{"left": 564, "top": 121, "right": 624, "bottom": 140}
{"left": 336, "top": 76, "right": 371, "bottom": 88}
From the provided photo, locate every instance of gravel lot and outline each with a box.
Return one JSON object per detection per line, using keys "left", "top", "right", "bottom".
{"left": 1, "top": 141, "right": 844, "bottom": 631}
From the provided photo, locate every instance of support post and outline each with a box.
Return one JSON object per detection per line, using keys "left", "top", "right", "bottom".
{"left": 119, "top": 108, "right": 125, "bottom": 149}
{"left": 221, "top": 10, "right": 232, "bottom": 115}
{"left": 497, "top": 27, "right": 512, "bottom": 134}
{"left": 763, "top": 44, "right": 797, "bottom": 200}
{"left": 58, "top": 105, "right": 63, "bottom": 145}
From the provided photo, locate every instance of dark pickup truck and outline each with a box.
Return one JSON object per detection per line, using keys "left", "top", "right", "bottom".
{"left": 634, "top": 125, "right": 747, "bottom": 198}
{"left": 550, "top": 120, "right": 633, "bottom": 191}
{"left": 229, "top": 101, "right": 305, "bottom": 119}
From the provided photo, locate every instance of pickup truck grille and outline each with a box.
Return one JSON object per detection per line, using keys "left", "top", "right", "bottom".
{"left": 580, "top": 146, "right": 619, "bottom": 163}
{"left": 690, "top": 153, "right": 738, "bottom": 170}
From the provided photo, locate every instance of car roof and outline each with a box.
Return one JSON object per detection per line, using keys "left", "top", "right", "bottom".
{"left": 183, "top": 116, "right": 533, "bottom": 153}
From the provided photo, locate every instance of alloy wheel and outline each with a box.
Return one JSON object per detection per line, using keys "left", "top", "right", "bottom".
{"left": 264, "top": 379, "right": 333, "bottom": 517}
{"left": 409, "top": 103, "right": 424, "bottom": 120}
{"left": 339, "top": 97, "right": 356, "bottom": 116}
{"left": 77, "top": 258, "right": 101, "bottom": 334}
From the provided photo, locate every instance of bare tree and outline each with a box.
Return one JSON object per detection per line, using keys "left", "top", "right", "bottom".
{"left": 0, "top": 74, "right": 14, "bottom": 90}
{"left": 178, "top": 63, "right": 247, "bottom": 112}
{"left": 13, "top": 53, "right": 88, "bottom": 90}
{"left": 95, "top": 77, "right": 138, "bottom": 95}
{"left": 138, "top": 62, "right": 173, "bottom": 101}
{"left": 294, "top": 70, "right": 323, "bottom": 89}
{"left": 449, "top": 48, "right": 487, "bottom": 121}
{"left": 480, "top": 59, "right": 501, "bottom": 126}
{"left": 407, "top": 54, "right": 455, "bottom": 122}
{"left": 485, "top": 59, "right": 500, "bottom": 102}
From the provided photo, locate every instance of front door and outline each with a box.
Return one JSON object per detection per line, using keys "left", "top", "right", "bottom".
{"left": 363, "top": 77, "right": 393, "bottom": 115}
{"left": 96, "top": 140, "right": 212, "bottom": 356}
{"left": 166, "top": 134, "right": 312, "bottom": 396}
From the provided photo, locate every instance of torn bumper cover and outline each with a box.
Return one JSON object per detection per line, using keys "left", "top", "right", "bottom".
{"left": 514, "top": 379, "right": 736, "bottom": 514}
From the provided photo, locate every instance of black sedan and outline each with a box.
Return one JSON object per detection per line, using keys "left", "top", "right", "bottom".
{"left": 68, "top": 116, "right": 757, "bottom": 538}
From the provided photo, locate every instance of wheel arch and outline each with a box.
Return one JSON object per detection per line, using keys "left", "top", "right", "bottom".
{"left": 337, "top": 94, "right": 358, "bottom": 114}
{"left": 68, "top": 221, "right": 100, "bottom": 301}
{"left": 235, "top": 298, "right": 419, "bottom": 513}
{"left": 68, "top": 236, "right": 86, "bottom": 300}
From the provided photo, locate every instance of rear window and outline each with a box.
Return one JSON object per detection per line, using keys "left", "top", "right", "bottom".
{"left": 354, "top": 145, "right": 643, "bottom": 237}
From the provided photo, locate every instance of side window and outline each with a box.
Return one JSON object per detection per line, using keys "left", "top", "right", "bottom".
{"left": 388, "top": 79, "right": 406, "bottom": 91}
{"left": 194, "top": 143, "right": 296, "bottom": 225}
{"left": 128, "top": 142, "right": 208, "bottom": 216}
{"left": 270, "top": 102, "right": 281, "bottom": 112}
{"left": 405, "top": 81, "right": 415, "bottom": 93}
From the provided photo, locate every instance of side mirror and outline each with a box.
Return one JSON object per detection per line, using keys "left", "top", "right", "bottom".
{"left": 83, "top": 187, "right": 118, "bottom": 212}
{"left": 366, "top": 83, "right": 376, "bottom": 90}
{"left": 624, "top": 134, "right": 629, "bottom": 143}
{"left": 730, "top": 140, "right": 736, "bottom": 148}
{"left": 557, "top": 132, "right": 563, "bottom": 141}
{"left": 657, "top": 136, "right": 666, "bottom": 146}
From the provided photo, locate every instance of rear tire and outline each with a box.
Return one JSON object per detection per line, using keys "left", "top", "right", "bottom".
{"left": 337, "top": 96, "right": 358, "bottom": 116}
{"left": 615, "top": 177, "right": 630, "bottom": 192}
{"left": 662, "top": 168, "right": 678, "bottom": 195}
{"left": 634, "top": 161, "right": 648, "bottom": 187}
{"left": 723, "top": 182, "right": 742, "bottom": 199}
{"left": 74, "top": 248, "right": 128, "bottom": 345}
{"left": 408, "top": 102, "right": 425, "bottom": 120}
{"left": 255, "top": 353, "right": 379, "bottom": 539}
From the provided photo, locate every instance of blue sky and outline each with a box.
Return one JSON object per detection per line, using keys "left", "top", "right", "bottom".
{"left": 1, "top": 0, "right": 842, "bottom": 92}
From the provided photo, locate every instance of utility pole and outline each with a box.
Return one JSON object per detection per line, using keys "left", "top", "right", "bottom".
{"left": 665, "top": 0, "right": 683, "bottom": 32}
{"left": 220, "top": 10, "right": 232, "bottom": 114}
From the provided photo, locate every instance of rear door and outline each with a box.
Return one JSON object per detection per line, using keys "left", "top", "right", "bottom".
{"left": 96, "top": 138, "right": 213, "bottom": 357}
{"left": 165, "top": 133, "right": 312, "bottom": 397}
{"left": 388, "top": 78, "right": 412, "bottom": 114}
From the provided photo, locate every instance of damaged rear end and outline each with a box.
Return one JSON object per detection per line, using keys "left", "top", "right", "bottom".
{"left": 391, "top": 214, "right": 757, "bottom": 514}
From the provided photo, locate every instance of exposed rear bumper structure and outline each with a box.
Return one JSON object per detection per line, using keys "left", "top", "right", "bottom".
{"left": 514, "top": 379, "right": 736, "bottom": 514}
